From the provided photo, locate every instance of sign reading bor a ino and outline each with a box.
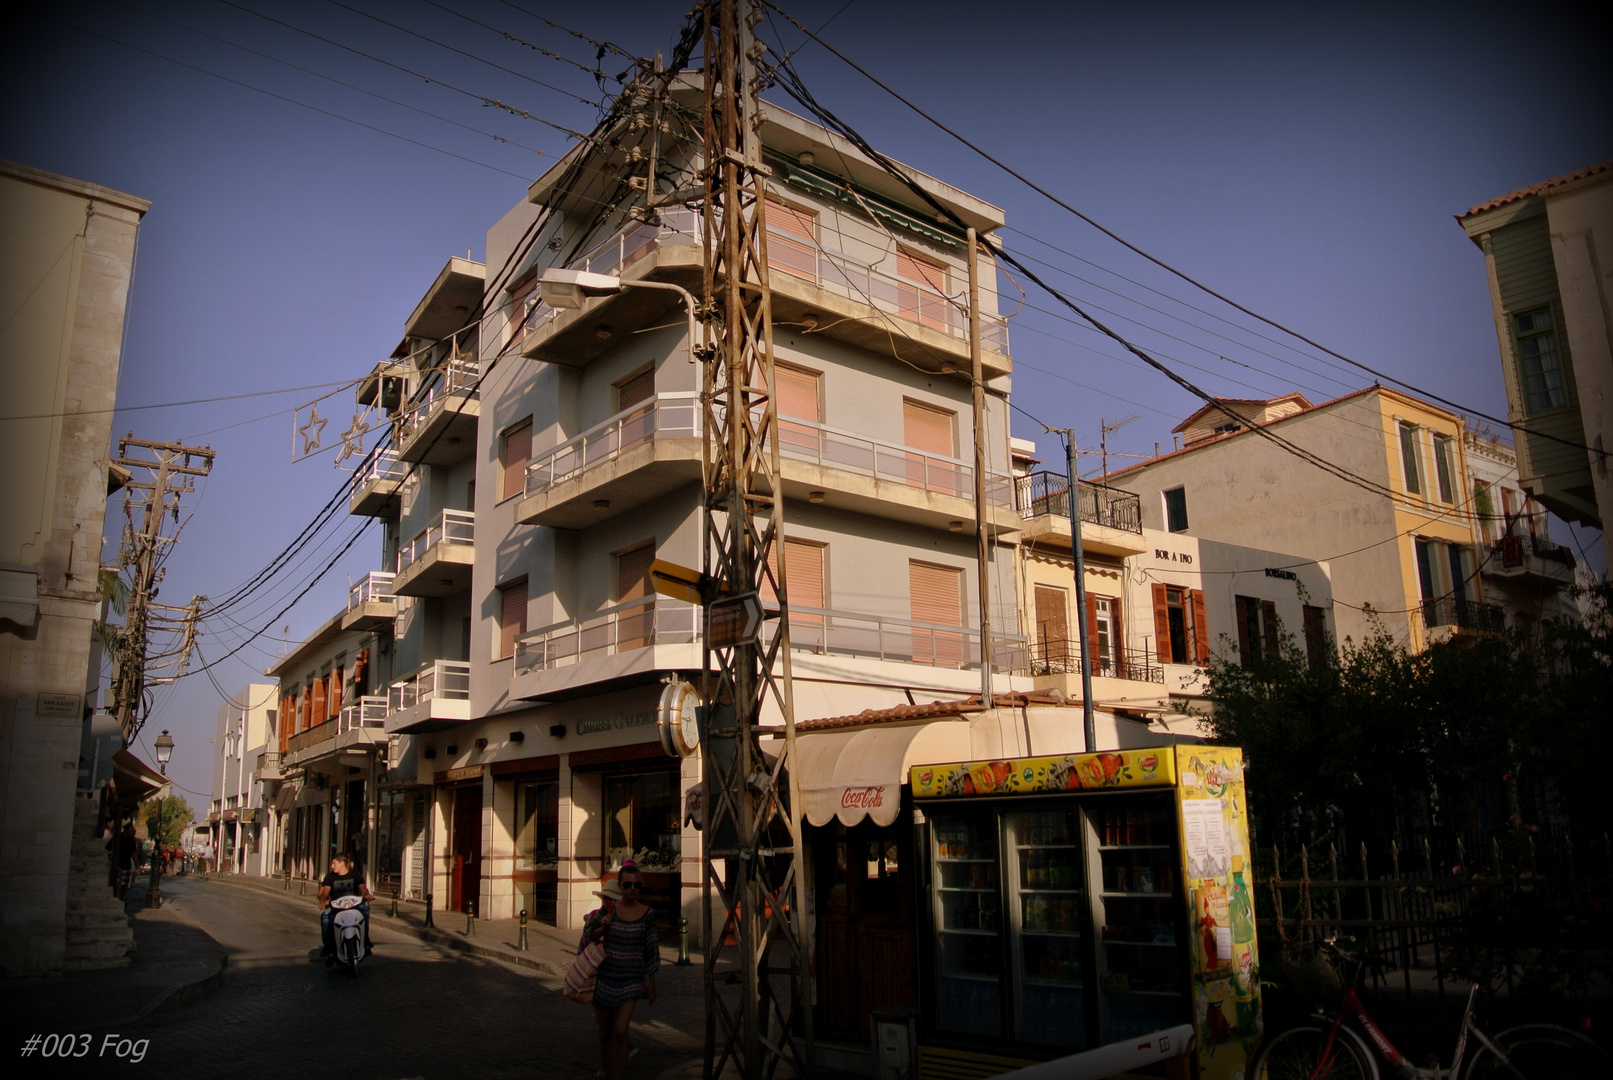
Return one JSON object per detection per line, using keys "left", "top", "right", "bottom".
{"left": 576, "top": 708, "right": 657, "bottom": 737}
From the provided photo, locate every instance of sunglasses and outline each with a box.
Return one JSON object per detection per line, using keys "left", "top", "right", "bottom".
{"left": 619, "top": 881, "right": 641, "bottom": 889}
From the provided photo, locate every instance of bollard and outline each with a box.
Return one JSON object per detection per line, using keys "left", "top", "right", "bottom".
{"left": 299, "top": 878, "right": 307, "bottom": 896}
{"left": 390, "top": 886, "right": 399, "bottom": 919}
{"left": 284, "top": 871, "right": 291, "bottom": 892}
{"left": 424, "top": 892, "right": 434, "bottom": 928}
{"left": 465, "top": 899, "right": 476, "bottom": 937}
{"left": 518, "top": 909, "right": 528, "bottom": 951}
{"left": 676, "top": 916, "right": 691, "bottom": 965}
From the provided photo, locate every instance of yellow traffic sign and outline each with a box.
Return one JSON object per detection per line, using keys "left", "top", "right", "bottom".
{"left": 650, "top": 559, "right": 705, "bottom": 605}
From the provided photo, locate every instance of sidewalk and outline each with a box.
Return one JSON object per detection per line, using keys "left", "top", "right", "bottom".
{"left": 5, "top": 876, "right": 228, "bottom": 1032}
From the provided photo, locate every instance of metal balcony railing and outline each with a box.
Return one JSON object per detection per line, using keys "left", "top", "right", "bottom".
{"left": 397, "top": 509, "right": 474, "bottom": 573}
{"left": 522, "top": 209, "right": 703, "bottom": 338}
{"left": 394, "top": 358, "right": 481, "bottom": 447}
{"left": 515, "top": 596, "right": 699, "bottom": 673}
{"left": 525, "top": 393, "right": 701, "bottom": 496}
{"left": 356, "top": 449, "right": 405, "bottom": 487}
{"left": 387, "top": 660, "right": 471, "bottom": 715}
{"left": 338, "top": 695, "right": 388, "bottom": 734}
{"left": 768, "top": 605, "right": 1028, "bottom": 674}
{"left": 1493, "top": 533, "right": 1575, "bottom": 569}
{"left": 1029, "top": 638, "right": 1165, "bottom": 684}
{"left": 286, "top": 719, "right": 335, "bottom": 755}
{"left": 348, "top": 571, "right": 396, "bottom": 610}
{"left": 1421, "top": 596, "right": 1505, "bottom": 634}
{"left": 776, "top": 418, "right": 1015, "bottom": 506}
{"left": 1014, "top": 471, "right": 1143, "bottom": 534}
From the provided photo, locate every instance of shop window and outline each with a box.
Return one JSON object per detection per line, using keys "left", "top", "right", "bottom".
{"left": 514, "top": 780, "right": 559, "bottom": 925}
{"left": 500, "top": 418, "right": 532, "bottom": 501}
{"left": 603, "top": 769, "right": 680, "bottom": 873}
{"left": 1151, "top": 584, "right": 1208, "bottom": 665}
{"left": 1164, "top": 486, "right": 1189, "bottom": 533}
{"left": 1234, "top": 595, "right": 1279, "bottom": 667}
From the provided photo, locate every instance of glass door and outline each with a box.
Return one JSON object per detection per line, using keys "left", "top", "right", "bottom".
{"left": 930, "top": 809, "right": 1001, "bottom": 1037}
{"left": 1005, "top": 808, "right": 1087, "bottom": 1050}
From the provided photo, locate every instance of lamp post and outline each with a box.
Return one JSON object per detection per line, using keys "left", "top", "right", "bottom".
{"left": 536, "top": 269, "right": 700, "bottom": 367}
{"left": 144, "top": 730, "right": 174, "bottom": 909}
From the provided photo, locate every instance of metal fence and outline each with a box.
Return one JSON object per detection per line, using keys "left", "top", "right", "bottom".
{"left": 1014, "top": 471, "right": 1143, "bottom": 533}
{"left": 1029, "top": 638, "right": 1164, "bottom": 683}
{"left": 1256, "top": 836, "right": 1612, "bottom": 1010}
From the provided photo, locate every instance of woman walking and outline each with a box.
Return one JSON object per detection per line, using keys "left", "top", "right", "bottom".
{"left": 580, "top": 863, "right": 659, "bottom": 1080}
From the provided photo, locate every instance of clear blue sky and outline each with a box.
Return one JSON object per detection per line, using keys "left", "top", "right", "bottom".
{"left": 4, "top": 0, "right": 1608, "bottom": 803}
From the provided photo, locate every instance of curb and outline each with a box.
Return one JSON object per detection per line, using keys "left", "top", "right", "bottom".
{"left": 192, "top": 874, "right": 568, "bottom": 979}
{"left": 124, "top": 952, "right": 229, "bottom": 1024}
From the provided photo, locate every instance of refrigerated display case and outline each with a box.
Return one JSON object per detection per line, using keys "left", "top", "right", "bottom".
{"left": 911, "top": 746, "right": 1259, "bottom": 1080}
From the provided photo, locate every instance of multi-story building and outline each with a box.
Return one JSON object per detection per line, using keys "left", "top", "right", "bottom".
{"left": 1456, "top": 161, "right": 1612, "bottom": 568}
{"left": 1106, "top": 388, "right": 1496, "bottom": 650}
{"left": 205, "top": 684, "right": 275, "bottom": 875}
{"left": 0, "top": 161, "right": 149, "bottom": 975}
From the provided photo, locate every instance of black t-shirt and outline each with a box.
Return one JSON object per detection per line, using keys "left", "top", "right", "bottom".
{"left": 321, "top": 865, "right": 365, "bottom": 901}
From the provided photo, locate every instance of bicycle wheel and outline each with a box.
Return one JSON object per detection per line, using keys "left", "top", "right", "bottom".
{"left": 1252, "top": 1025, "right": 1380, "bottom": 1080}
{"left": 1462, "top": 1024, "right": 1608, "bottom": 1080}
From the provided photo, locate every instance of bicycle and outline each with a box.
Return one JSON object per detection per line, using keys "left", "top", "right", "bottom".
{"left": 1250, "top": 939, "right": 1607, "bottom": 1079}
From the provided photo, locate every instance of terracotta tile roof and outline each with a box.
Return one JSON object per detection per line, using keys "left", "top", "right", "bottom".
{"left": 796, "top": 692, "right": 1077, "bottom": 732}
{"left": 1458, "top": 160, "right": 1613, "bottom": 220}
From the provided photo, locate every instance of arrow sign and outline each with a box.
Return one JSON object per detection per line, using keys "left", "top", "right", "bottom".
{"left": 706, "top": 592, "right": 764, "bottom": 649}
{"left": 650, "top": 559, "right": 707, "bottom": 605}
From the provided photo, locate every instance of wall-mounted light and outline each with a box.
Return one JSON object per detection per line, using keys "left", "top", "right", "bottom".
{"left": 949, "top": 520, "right": 964, "bottom": 532}
{"left": 808, "top": 491, "right": 825, "bottom": 504}
{"left": 510, "top": 730, "right": 525, "bottom": 743}
{"left": 549, "top": 724, "right": 566, "bottom": 739}
{"left": 446, "top": 744, "right": 458, "bottom": 756}
{"left": 594, "top": 499, "right": 611, "bottom": 510}
{"left": 423, "top": 746, "right": 437, "bottom": 759}
{"left": 474, "top": 738, "right": 488, "bottom": 751}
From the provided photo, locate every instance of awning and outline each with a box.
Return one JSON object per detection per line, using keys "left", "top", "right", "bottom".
{"left": 274, "top": 780, "right": 301, "bottom": 811}
{"left": 796, "top": 721, "right": 973, "bottom": 828}
{"left": 110, "top": 748, "right": 168, "bottom": 806}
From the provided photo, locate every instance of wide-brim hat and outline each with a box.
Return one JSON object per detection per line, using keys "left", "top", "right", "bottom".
{"left": 593, "top": 881, "right": 623, "bottom": 902}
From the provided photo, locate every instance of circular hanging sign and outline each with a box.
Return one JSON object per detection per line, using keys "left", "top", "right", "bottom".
{"left": 657, "top": 680, "right": 702, "bottom": 758}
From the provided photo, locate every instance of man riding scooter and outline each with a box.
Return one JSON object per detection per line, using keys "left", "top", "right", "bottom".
{"left": 318, "top": 852, "right": 373, "bottom": 967}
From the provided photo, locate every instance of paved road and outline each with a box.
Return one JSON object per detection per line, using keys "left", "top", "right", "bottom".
{"left": 7, "top": 877, "right": 704, "bottom": 1080}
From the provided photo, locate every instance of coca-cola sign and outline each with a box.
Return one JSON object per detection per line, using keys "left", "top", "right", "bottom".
{"left": 840, "top": 785, "right": 886, "bottom": 809}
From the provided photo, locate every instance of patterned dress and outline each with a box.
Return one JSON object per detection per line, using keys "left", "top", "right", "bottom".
{"left": 579, "top": 906, "right": 660, "bottom": 1007}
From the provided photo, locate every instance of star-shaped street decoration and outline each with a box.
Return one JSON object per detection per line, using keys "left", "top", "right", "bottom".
{"left": 299, "top": 406, "right": 328, "bottom": 456}
{"left": 335, "top": 413, "right": 370, "bottom": 466}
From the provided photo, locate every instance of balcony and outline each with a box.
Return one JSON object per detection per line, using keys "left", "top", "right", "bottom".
{"left": 518, "top": 208, "right": 1011, "bottom": 378}
{"left": 511, "top": 596, "right": 700, "bottom": 700}
{"left": 395, "top": 358, "right": 480, "bottom": 465}
{"left": 350, "top": 450, "right": 406, "bottom": 518}
{"left": 1029, "top": 639, "right": 1165, "bottom": 684}
{"left": 283, "top": 696, "right": 390, "bottom": 772}
{"left": 1482, "top": 534, "right": 1575, "bottom": 586}
{"left": 343, "top": 571, "right": 397, "bottom": 631}
{"left": 393, "top": 509, "right": 474, "bottom": 597}
{"left": 520, "top": 210, "right": 703, "bottom": 366}
{"left": 1421, "top": 596, "right": 1505, "bottom": 638}
{"left": 773, "top": 606, "right": 1027, "bottom": 675}
{"left": 252, "top": 750, "right": 282, "bottom": 784}
{"left": 515, "top": 394, "right": 703, "bottom": 529}
{"left": 1014, "top": 471, "right": 1147, "bottom": 558}
{"left": 385, "top": 660, "right": 472, "bottom": 734}
{"left": 339, "top": 695, "right": 388, "bottom": 733}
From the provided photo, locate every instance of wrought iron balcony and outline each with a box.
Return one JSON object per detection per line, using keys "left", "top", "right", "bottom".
{"left": 1029, "top": 638, "right": 1165, "bottom": 684}
{"left": 1421, "top": 596, "right": 1505, "bottom": 634}
{"left": 1015, "top": 471, "right": 1143, "bottom": 534}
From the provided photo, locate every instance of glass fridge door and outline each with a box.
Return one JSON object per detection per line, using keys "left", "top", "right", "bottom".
{"left": 1005, "top": 808, "right": 1087, "bottom": 1050}
{"left": 930, "top": 809, "right": 1002, "bottom": 1037}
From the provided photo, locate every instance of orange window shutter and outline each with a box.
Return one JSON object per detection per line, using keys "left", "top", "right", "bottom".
{"left": 1086, "top": 593, "right": 1100, "bottom": 660}
{"left": 789, "top": 540, "right": 825, "bottom": 610}
{"left": 500, "top": 580, "right": 528, "bottom": 659}
{"left": 766, "top": 195, "right": 816, "bottom": 240}
{"left": 909, "top": 562, "right": 962, "bottom": 626}
{"left": 617, "top": 368, "right": 655, "bottom": 411}
{"left": 1151, "top": 583, "right": 1172, "bottom": 664}
{"left": 1111, "top": 594, "right": 1125, "bottom": 661}
{"left": 1234, "top": 596, "right": 1253, "bottom": 666}
{"left": 311, "top": 681, "right": 325, "bottom": 726}
{"left": 1191, "top": 589, "right": 1210, "bottom": 664}
{"left": 1033, "top": 585, "right": 1068, "bottom": 646}
{"left": 896, "top": 248, "right": 946, "bottom": 291}
{"left": 776, "top": 366, "right": 821, "bottom": 422}
{"left": 903, "top": 401, "right": 955, "bottom": 456}
{"left": 616, "top": 544, "right": 655, "bottom": 602}
{"left": 502, "top": 419, "right": 532, "bottom": 500}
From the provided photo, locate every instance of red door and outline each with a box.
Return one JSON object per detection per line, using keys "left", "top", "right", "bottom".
{"left": 450, "top": 785, "right": 482, "bottom": 914}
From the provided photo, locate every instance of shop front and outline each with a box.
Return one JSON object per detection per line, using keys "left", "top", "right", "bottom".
{"left": 570, "top": 742, "right": 684, "bottom": 924}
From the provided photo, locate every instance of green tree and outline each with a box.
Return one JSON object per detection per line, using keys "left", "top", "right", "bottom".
{"left": 142, "top": 795, "right": 193, "bottom": 849}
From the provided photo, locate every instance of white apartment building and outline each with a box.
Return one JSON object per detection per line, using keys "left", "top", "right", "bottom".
{"left": 205, "top": 684, "right": 275, "bottom": 875}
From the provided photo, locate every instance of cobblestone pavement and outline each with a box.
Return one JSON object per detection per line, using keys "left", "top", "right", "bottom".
{"left": 5, "top": 877, "right": 705, "bottom": 1080}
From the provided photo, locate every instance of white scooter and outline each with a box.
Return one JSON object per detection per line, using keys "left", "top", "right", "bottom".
{"left": 329, "top": 895, "right": 368, "bottom": 976}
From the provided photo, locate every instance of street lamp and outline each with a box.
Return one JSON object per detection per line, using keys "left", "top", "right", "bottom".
{"left": 145, "top": 730, "right": 174, "bottom": 909}
{"left": 537, "top": 268, "right": 700, "bottom": 366}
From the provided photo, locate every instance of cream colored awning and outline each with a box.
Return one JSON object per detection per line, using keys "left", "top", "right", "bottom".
{"left": 796, "top": 721, "right": 972, "bottom": 828}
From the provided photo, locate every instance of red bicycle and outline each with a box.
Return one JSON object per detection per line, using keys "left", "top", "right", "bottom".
{"left": 1251, "top": 940, "right": 1606, "bottom": 1079}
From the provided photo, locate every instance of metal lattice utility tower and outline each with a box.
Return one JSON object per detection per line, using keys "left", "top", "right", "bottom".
{"left": 108, "top": 437, "right": 214, "bottom": 741}
{"left": 697, "top": 0, "right": 812, "bottom": 1076}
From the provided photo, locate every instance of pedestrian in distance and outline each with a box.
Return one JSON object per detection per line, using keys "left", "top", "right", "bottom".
{"left": 317, "top": 851, "right": 373, "bottom": 966}
{"left": 110, "top": 824, "right": 138, "bottom": 899}
{"left": 580, "top": 863, "right": 659, "bottom": 1080}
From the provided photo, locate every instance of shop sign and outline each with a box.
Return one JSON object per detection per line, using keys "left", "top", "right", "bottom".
{"left": 439, "top": 764, "right": 483, "bottom": 783}
{"left": 1264, "top": 567, "right": 1297, "bottom": 581}
{"left": 577, "top": 707, "right": 656, "bottom": 737}
{"left": 839, "top": 785, "right": 887, "bottom": 811}
{"left": 911, "top": 748, "right": 1176, "bottom": 799}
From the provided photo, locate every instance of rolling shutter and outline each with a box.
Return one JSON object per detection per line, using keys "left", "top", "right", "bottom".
{"left": 502, "top": 419, "right": 532, "bottom": 501}
{"left": 499, "top": 579, "right": 528, "bottom": 659}
{"left": 1151, "top": 583, "right": 1172, "bottom": 664}
{"left": 896, "top": 248, "right": 948, "bottom": 330}
{"left": 776, "top": 365, "right": 821, "bottom": 422}
{"left": 910, "top": 561, "right": 964, "bottom": 668}
{"left": 1191, "top": 589, "right": 1210, "bottom": 664}
{"left": 903, "top": 401, "right": 954, "bottom": 456}
{"left": 617, "top": 368, "right": 655, "bottom": 412}
{"left": 763, "top": 539, "right": 825, "bottom": 608}
{"left": 765, "top": 195, "right": 817, "bottom": 280}
{"left": 616, "top": 544, "right": 655, "bottom": 602}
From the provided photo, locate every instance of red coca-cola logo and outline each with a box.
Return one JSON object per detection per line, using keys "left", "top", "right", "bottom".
{"left": 840, "top": 786, "right": 886, "bottom": 809}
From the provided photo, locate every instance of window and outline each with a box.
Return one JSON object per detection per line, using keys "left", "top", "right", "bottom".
{"left": 765, "top": 194, "right": 818, "bottom": 280}
{"left": 1032, "top": 585, "right": 1069, "bottom": 673}
{"left": 1416, "top": 537, "right": 1481, "bottom": 630}
{"left": 909, "top": 560, "right": 965, "bottom": 667}
{"left": 1399, "top": 423, "right": 1423, "bottom": 495}
{"left": 895, "top": 247, "right": 949, "bottom": 331}
{"left": 1303, "top": 605, "right": 1329, "bottom": 669}
{"left": 1164, "top": 487, "right": 1189, "bottom": 533}
{"left": 1513, "top": 307, "right": 1566, "bottom": 412}
{"left": 615, "top": 367, "right": 657, "bottom": 450}
{"left": 763, "top": 538, "right": 827, "bottom": 644}
{"left": 615, "top": 543, "right": 656, "bottom": 651}
{"left": 602, "top": 768, "right": 680, "bottom": 874}
{"left": 902, "top": 400, "right": 961, "bottom": 495}
{"left": 616, "top": 366, "right": 655, "bottom": 412}
{"left": 1090, "top": 594, "right": 1123, "bottom": 677}
{"left": 1151, "top": 584, "right": 1207, "bottom": 664}
{"left": 497, "top": 578, "right": 528, "bottom": 660}
{"left": 1234, "top": 596, "right": 1279, "bottom": 667}
{"left": 1433, "top": 435, "right": 1455, "bottom": 503}
{"left": 501, "top": 418, "right": 531, "bottom": 501}
{"left": 776, "top": 363, "right": 822, "bottom": 458}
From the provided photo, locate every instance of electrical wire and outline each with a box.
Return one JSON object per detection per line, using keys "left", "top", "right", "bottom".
{"left": 0, "top": 378, "right": 359, "bottom": 422}
{"left": 415, "top": 0, "right": 624, "bottom": 83}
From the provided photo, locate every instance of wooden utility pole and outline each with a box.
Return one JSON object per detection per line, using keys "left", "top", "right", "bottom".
{"left": 109, "top": 437, "right": 214, "bottom": 741}
{"left": 967, "top": 229, "right": 994, "bottom": 704}
{"left": 698, "top": 1, "right": 811, "bottom": 1076}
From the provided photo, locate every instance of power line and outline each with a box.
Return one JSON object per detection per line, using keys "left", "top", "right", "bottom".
{"left": 762, "top": 1, "right": 1602, "bottom": 460}
{"left": 0, "top": 377, "right": 359, "bottom": 422}
{"left": 416, "top": 0, "right": 623, "bottom": 83}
